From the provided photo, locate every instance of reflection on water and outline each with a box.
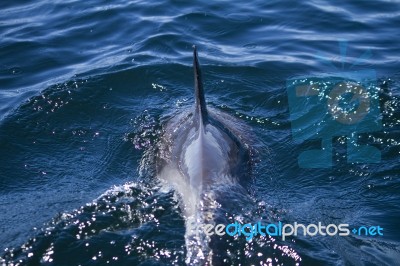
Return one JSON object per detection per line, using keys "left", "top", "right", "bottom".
{"left": 1, "top": 0, "right": 400, "bottom": 265}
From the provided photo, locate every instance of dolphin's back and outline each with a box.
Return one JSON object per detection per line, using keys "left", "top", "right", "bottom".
{"left": 156, "top": 47, "right": 251, "bottom": 265}
{"left": 181, "top": 47, "right": 247, "bottom": 194}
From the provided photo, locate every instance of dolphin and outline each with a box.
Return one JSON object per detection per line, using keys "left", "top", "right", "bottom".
{"left": 156, "top": 46, "right": 251, "bottom": 265}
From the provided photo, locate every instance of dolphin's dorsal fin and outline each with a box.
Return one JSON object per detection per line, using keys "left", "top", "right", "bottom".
{"left": 193, "top": 46, "right": 208, "bottom": 125}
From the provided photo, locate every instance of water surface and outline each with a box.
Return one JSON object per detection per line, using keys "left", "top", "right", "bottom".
{"left": 1, "top": 0, "right": 399, "bottom": 265}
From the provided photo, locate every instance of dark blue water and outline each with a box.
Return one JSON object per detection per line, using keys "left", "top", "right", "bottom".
{"left": 1, "top": 0, "right": 399, "bottom": 265}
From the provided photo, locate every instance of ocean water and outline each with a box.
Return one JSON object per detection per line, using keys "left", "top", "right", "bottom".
{"left": 1, "top": 0, "right": 399, "bottom": 265}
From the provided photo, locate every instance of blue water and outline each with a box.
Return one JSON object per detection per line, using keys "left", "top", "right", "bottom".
{"left": 1, "top": 0, "right": 399, "bottom": 265}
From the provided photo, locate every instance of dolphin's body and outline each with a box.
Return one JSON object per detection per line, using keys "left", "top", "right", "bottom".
{"left": 156, "top": 47, "right": 251, "bottom": 264}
